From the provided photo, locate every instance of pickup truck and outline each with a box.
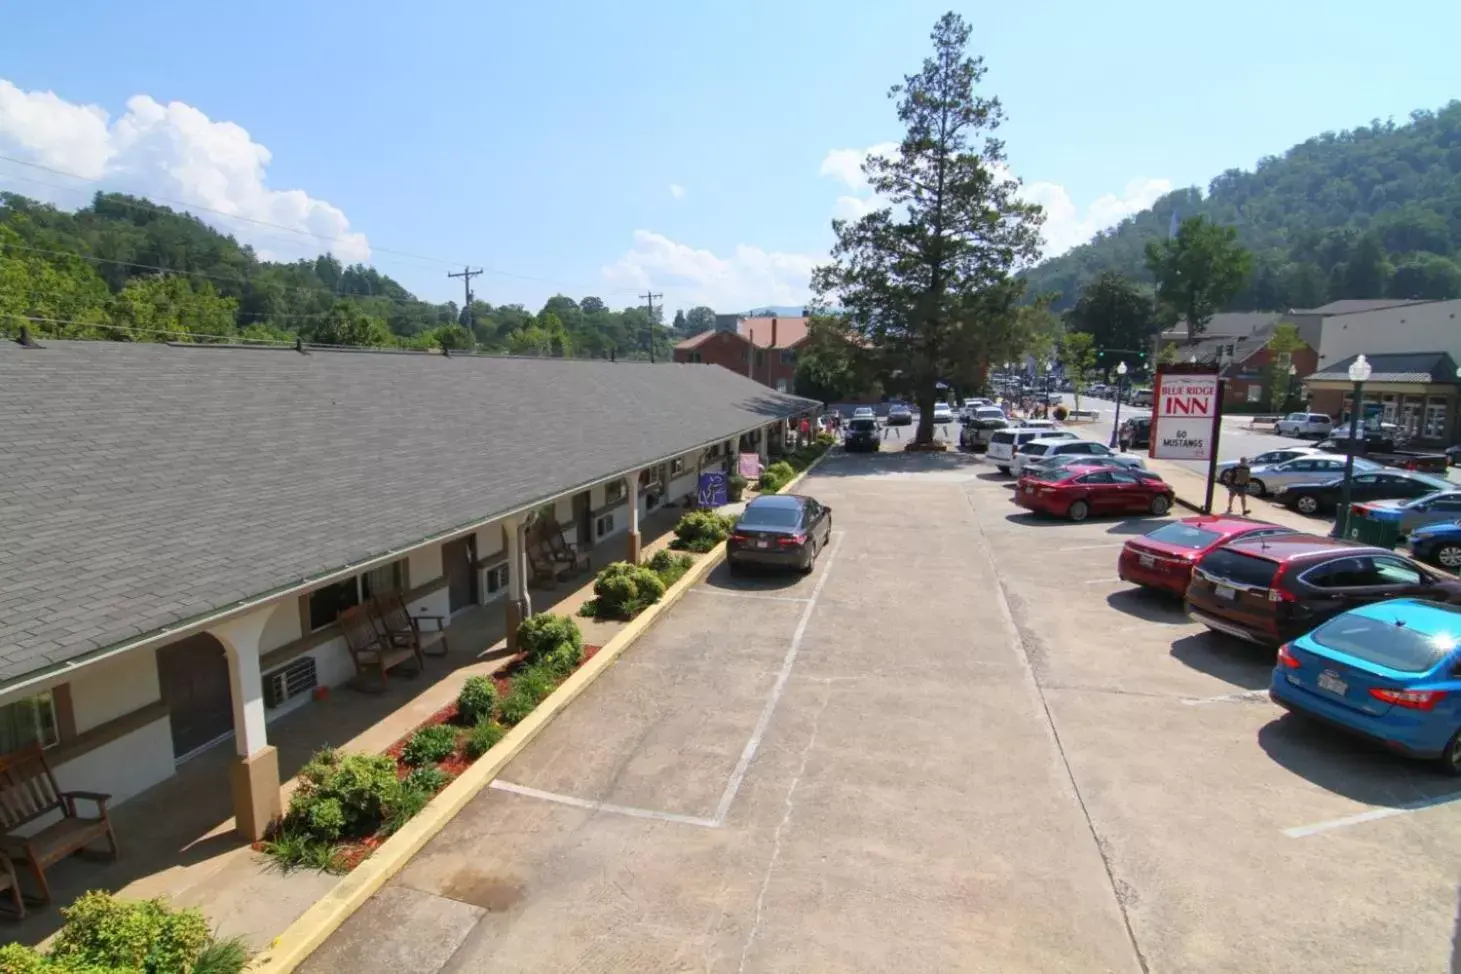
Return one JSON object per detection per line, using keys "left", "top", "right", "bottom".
{"left": 1314, "top": 431, "right": 1449, "bottom": 474}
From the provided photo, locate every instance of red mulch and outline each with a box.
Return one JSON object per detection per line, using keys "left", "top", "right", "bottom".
{"left": 905, "top": 441, "right": 949, "bottom": 452}
{"left": 335, "top": 834, "right": 383, "bottom": 872}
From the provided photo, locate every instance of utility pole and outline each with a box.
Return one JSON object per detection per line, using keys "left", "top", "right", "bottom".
{"left": 641, "top": 290, "right": 663, "bottom": 363}
{"left": 447, "top": 266, "right": 482, "bottom": 352}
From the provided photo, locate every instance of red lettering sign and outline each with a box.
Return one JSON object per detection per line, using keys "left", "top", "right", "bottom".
{"left": 1164, "top": 396, "right": 1210, "bottom": 415}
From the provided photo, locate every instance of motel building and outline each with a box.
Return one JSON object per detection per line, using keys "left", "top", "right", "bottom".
{"left": 0, "top": 338, "right": 819, "bottom": 852}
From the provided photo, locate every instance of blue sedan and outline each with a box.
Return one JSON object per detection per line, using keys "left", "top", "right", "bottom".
{"left": 1269, "top": 599, "right": 1461, "bottom": 773}
{"left": 1408, "top": 519, "right": 1461, "bottom": 572}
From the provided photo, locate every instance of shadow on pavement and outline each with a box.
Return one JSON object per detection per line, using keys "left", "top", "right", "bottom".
{"left": 1105, "top": 588, "right": 1189, "bottom": 625}
{"left": 702, "top": 560, "right": 805, "bottom": 593}
{"left": 1103, "top": 518, "right": 1170, "bottom": 535}
{"left": 1169, "top": 630, "right": 1275, "bottom": 690}
{"left": 1257, "top": 713, "right": 1461, "bottom": 805}
{"left": 812, "top": 448, "right": 983, "bottom": 478}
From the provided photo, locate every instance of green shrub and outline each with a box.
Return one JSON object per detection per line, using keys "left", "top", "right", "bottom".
{"left": 191, "top": 937, "right": 249, "bottom": 974}
{"left": 673, "top": 510, "right": 734, "bottom": 551}
{"left": 767, "top": 460, "right": 795, "bottom": 480}
{"left": 456, "top": 675, "right": 498, "bottom": 724}
{"left": 49, "top": 891, "right": 211, "bottom": 974}
{"left": 543, "top": 639, "right": 584, "bottom": 677}
{"left": 380, "top": 783, "right": 431, "bottom": 837}
{"left": 285, "top": 750, "right": 398, "bottom": 844}
{"left": 648, "top": 550, "right": 694, "bottom": 586}
{"left": 498, "top": 688, "right": 537, "bottom": 725}
{"left": 591, "top": 562, "right": 668, "bottom": 618}
{"left": 515, "top": 613, "right": 583, "bottom": 666}
{"left": 465, "top": 719, "right": 507, "bottom": 758}
{"left": 512, "top": 663, "right": 557, "bottom": 704}
{"left": 304, "top": 797, "right": 346, "bottom": 842}
{"left": 261, "top": 829, "right": 344, "bottom": 874}
{"left": 758, "top": 471, "right": 787, "bottom": 492}
{"left": 403, "top": 765, "right": 451, "bottom": 795}
{"left": 401, "top": 724, "right": 457, "bottom": 767}
{"left": 0, "top": 941, "right": 143, "bottom": 974}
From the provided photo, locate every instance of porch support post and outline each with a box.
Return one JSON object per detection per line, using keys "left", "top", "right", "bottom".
{"left": 626, "top": 472, "right": 642, "bottom": 564}
{"left": 211, "top": 608, "right": 280, "bottom": 842}
{"left": 505, "top": 517, "right": 531, "bottom": 649}
{"left": 758, "top": 426, "right": 769, "bottom": 463}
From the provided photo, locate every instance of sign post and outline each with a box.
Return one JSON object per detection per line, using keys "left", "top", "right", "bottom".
{"left": 1148, "top": 364, "right": 1224, "bottom": 513}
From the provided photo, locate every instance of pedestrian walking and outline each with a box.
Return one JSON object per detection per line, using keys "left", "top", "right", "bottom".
{"left": 1226, "top": 457, "right": 1252, "bottom": 515}
{"left": 1118, "top": 422, "right": 1131, "bottom": 453}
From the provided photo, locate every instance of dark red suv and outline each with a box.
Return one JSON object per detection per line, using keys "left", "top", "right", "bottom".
{"left": 1185, "top": 534, "right": 1461, "bottom": 646}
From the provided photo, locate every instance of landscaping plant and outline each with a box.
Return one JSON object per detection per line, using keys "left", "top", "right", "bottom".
{"left": 465, "top": 719, "right": 507, "bottom": 758}
{"left": 456, "top": 675, "right": 498, "bottom": 724}
{"left": 403, "top": 765, "right": 451, "bottom": 795}
{"left": 672, "top": 511, "right": 735, "bottom": 552}
{"left": 648, "top": 549, "right": 694, "bottom": 586}
{"left": 264, "top": 749, "right": 421, "bottom": 872}
{"left": 400, "top": 724, "right": 457, "bottom": 766}
{"left": 37, "top": 891, "right": 229, "bottom": 974}
{"left": 727, "top": 474, "right": 747, "bottom": 502}
{"left": 515, "top": 613, "right": 583, "bottom": 667}
{"left": 589, "top": 561, "right": 667, "bottom": 619}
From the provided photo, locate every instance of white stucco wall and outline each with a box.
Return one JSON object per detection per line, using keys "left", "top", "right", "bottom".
{"left": 476, "top": 522, "right": 505, "bottom": 561}
{"left": 258, "top": 599, "right": 302, "bottom": 655}
{"left": 407, "top": 543, "right": 450, "bottom": 619}
{"left": 54, "top": 716, "right": 174, "bottom": 807}
{"left": 1317, "top": 300, "right": 1461, "bottom": 368}
{"left": 69, "top": 649, "right": 161, "bottom": 735}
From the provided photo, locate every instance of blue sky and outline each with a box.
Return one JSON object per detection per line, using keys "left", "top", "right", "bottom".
{"left": 2, "top": 0, "right": 1457, "bottom": 316}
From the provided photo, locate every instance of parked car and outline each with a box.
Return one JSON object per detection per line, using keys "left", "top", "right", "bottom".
{"left": 1130, "top": 389, "right": 1154, "bottom": 408}
{"left": 1407, "top": 520, "right": 1461, "bottom": 571}
{"left": 1217, "top": 447, "right": 1324, "bottom": 485}
{"left": 1023, "top": 453, "right": 1157, "bottom": 482}
{"left": 1275, "top": 412, "right": 1335, "bottom": 439}
{"left": 1447, "top": 444, "right": 1461, "bottom": 468}
{"left": 1014, "top": 465, "right": 1173, "bottom": 522}
{"left": 1277, "top": 470, "right": 1451, "bottom": 516}
{"left": 1355, "top": 490, "right": 1461, "bottom": 538}
{"left": 1242, "top": 454, "right": 1383, "bottom": 497}
{"left": 728, "top": 494, "right": 833, "bottom": 574}
{"left": 988, "top": 428, "right": 1078, "bottom": 474}
{"left": 886, "top": 404, "right": 913, "bottom": 426}
{"left": 1118, "top": 416, "right": 1151, "bottom": 449}
{"left": 1316, "top": 430, "right": 1449, "bottom": 473}
{"left": 1119, "top": 515, "right": 1296, "bottom": 597}
{"left": 1185, "top": 534, "right": 1461, "bottom": 646}
{"left": 959, "top": 413, "right": 1010, "bottom": 451}
{"left": 844, "top": 417, "right": 880, "bottom": 452}
{"left": 932, "top": 403, "right": 955, "bottom": 425}
{"left": 852, "top": 406, "right": 875, "bottom": 419}
{"left": 1011, "top": 437, "right": 1122, "bottom": 478}
{"left": 1269, "top": 599, "right": 1461, "bottom": 773}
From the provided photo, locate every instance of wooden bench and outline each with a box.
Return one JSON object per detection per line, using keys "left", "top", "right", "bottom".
{"left": 0, "top": 742, "right": 117, "bottom": 905}
{"left": 339, "top": 602, "right": 423, "bottom": 692}
{"left": 372, "top": 592, "right": 448, "bottom": 659}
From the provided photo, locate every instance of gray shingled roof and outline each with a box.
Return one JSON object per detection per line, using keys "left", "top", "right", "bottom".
{"left": 0, "top": 341, "right": 819, "bottom": 685}
{"left": 1296, "top": 298, "right": 1433, "bottom": 316}
{"left": 1308, "top": 351, "right": 1460, "bottom": 385}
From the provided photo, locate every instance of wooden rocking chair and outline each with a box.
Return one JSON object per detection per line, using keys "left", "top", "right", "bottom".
{"left": 371, "top": 592, "right": 449, "bottom": 658}
{"left": 526, "top": 534, "right": 570, "bottom": 588}
{"left": 0, "top": 742, "right": 117, "bottom": 907}
{"left": 339, "top": 603, "right": 422, "bottom": 692}
{"left": 536, "top": 516, "right": 590, "bottom": 576}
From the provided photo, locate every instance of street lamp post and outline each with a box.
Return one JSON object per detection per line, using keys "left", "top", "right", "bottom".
{"left": 1108, "top": 361, "right": 1129, "bottom": 449}
{"left": 1336, "top": 354, "right": 1373, "bottom": 539}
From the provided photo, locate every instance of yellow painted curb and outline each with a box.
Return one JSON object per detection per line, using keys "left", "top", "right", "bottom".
{"left": 248, "top": 541, "right": 728, "bottom": 973}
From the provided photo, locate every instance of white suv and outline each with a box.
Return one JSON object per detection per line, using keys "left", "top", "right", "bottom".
{"left": 1275, "top": 412, "right": 1334, "bottom": 439}
{"left": 988, "top": 428, "right": 1078, "bottom": 474}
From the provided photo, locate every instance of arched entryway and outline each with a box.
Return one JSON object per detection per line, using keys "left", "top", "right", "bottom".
{"left": 156, "top": 632, "right": 233, "bottom": 761}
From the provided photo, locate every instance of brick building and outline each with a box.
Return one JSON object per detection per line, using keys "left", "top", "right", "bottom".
{"left": 673, "top": 315, "right": 810, "bottom": 394}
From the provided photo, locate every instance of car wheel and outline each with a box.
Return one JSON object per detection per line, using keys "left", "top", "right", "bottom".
{"left": 1437, "top": 544, "right": 1461, "bottom": 570}
{"left": 997, "top": 465, "right": 1010, "bottom": 475}
{"left": 1294, "top": 494, "right": 1320, "bottom": 516}
{"left": 1149, "top": 495, "right": 1170, "bottom": 516}
{"left": 1067, "top": 500, "right": 1089, "bottom": 522}
{"left": 801, "top": 542, "right": 817, "bottom": 574}
{"left": 1247, "top": 479, "right": 1266, "bottom": 497}
{"left": 1442, "top": 733, "right": 1461, "bottom": 777}
{"left": 1218, "top": 469, "right": 1233, "bottom": 486}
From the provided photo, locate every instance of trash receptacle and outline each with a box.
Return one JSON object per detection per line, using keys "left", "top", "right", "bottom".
{"left": 1345, "top": 503, "right": 1403, "bottom": 550}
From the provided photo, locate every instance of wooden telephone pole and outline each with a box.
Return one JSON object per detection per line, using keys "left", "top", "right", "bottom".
{"left": 641, "top": 291, "right": 663, "bottom": 362}
{"left": 447, "top": 266, "right": 482, "bottom": 351}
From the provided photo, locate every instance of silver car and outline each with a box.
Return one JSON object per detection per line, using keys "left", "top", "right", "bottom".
{"left": 1244, "top": 454, "right": 1382, "bottom": 497}
{"left": 1217, "top": 447, "right": 1323, "bottom": 485}
{"left": 1361, "top": 491, "right": 1461, "bottom": 535}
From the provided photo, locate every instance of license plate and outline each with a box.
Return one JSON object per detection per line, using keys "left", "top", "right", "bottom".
{"left": 1215, "top": 584, "right": 1237, "bottom": 600}
{"left": 1139, "top": 554, "right": 1155, "bottom": 568}
{"left": 1024, "top": 486, "right": 1035, "bottom": 494}
{"left": 1317, "top": 671, "right": 1348, "bottom": 696}
{"left": 755, "top": 539, "right": 770, "bottom": 549}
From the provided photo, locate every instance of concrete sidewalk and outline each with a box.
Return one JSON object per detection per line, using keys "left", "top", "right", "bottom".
{"left": 1140, "top": 454, "right": 1327, "bottom": 533}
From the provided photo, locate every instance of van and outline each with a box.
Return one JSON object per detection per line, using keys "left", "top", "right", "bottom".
{"left": 988, "top": 428, "right": 1078, "bottom": 474}
{"left": 1131, "top": 389, "right": 1154, "bottom": 408}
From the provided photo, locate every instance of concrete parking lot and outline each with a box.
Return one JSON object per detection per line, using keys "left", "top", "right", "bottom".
{"left": 304, "top": 446, "right": 1461, "bottom": 974}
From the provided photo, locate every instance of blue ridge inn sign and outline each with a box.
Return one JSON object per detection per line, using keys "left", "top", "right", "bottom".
{"left": 1150, "top": 364, "right": 1222, "bottom": 462}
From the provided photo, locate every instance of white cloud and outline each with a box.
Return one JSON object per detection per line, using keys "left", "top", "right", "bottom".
{"left": 601, "top": 230, "right": 817, "bottom": 312}
{"left": 820, "top": 141, "right": 1170, "bottom": 258}
{"left": 0, "top": 79, "right": 369, "bottom": 263}
{"left": 669, "top": 182, "right": 685, "bottom": 200}
{"left": 1022, "top": 176, "right": 1172, "bottom": 257}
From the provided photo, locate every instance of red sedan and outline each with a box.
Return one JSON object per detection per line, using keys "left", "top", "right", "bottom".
{"left": 1117, "top": 515, "right": 1295, "bottom": 596}
{"left": 1013, "top": 465, "right": 1174, "bottom": 521}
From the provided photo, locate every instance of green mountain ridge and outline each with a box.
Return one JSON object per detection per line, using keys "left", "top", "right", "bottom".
{"left": 1021, "top": 101, "right": 1461, "bottom": 311}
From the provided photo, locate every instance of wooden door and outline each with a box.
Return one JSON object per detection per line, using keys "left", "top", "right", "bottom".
{"left": 573, "top": 492, "right": 593, "bottom": 548}
{"left": 157, "top": 634, "right": 234, "bottom": 760}
{"left": 442, "top": 535, "right": 478, "bottom": 613}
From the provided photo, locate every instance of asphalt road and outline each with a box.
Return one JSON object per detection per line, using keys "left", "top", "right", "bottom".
{"left": 304, "top": 444, "right": 1461, "bottom": 974}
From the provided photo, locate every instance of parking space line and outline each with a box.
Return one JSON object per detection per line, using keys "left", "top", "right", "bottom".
{"left": 1181, "top": 688, "right": 1271, "bottom": 706}
{"left": 1283, "top": 792, "right": 1461, "bottom": 838}
{"left": 1059, "top": 543, "right": 1126, "bottom": 552}
{"left": 1082, "top": 577, "right": 1120, "bottom": 585}
{"left": 688, "top": 589, "right": 812, "bottom": 604}
{"left": 488, "top": 780, "right": 719, "bottom": 828}
{"left": 712, "top": 530, "right": 846, "bottom": 826}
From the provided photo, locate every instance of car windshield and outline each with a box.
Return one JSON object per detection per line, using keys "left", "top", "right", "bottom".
{"left": 849, "top": 419, "right": 876, "bottom": 432}
{"left": 738, "top": 505, "right": 802, "bottom": 529}
{"left": 1021, "top": 443, "right": 1051, "bottom": 456}
{"left": 1144, "top": 522, "right": 1224, "bottom": 550}
{"left": 1311, "top": 612, "right": 1460, "bottom": 673}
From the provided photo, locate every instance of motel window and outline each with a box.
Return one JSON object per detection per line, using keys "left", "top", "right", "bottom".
{"left": 604, "top": 479, "right": 627, "bottom": 505}
{"left": 0, "top": 691, "right": 60, "bottom": 753}
{"left": 1246, "top": 384, "right": 1261, "bottom": 403}
{"left": 307, "top": 559, "right": 406, "bottom": 631}
{"left": 776, "top": 378, "right": 789, "bottom": 393}
{"left": 485, "top": 564, "right": 509, "bottom": 596}
{"left": 1424, "top": 399, "right": 1448, "bottom": 440}
{"left": 670, "top": 458, "right": 686, "bottom": 476}
{"left": 780, "top": 349, "right": 796, "bottom": 365}
{"left": 596, "top": 513, "right": 615, "bottom": 538}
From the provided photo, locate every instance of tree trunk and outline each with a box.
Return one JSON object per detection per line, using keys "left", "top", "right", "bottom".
{"left": 915, "top": 385, "right": 936, "bottom": 445}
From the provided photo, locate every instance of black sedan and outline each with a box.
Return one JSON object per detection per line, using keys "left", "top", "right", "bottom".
{"left": 1277, "top": 470, "right": 1452, "bottom": 517}
{"left": 844, "top": 417, "right": 880, "bottom": 452}
{"left": 728, "top": 494, "right": 833, "bottom": 573}
{"left": 886, "top": 404, "right": 913, "bottom": 426}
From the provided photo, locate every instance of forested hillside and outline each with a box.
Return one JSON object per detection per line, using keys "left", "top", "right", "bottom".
{"left": 0, "top": 191, "right": 698, "bottom": 358}
{"left": 1022, "top": 101, "right": 1461, "bottom": 310}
